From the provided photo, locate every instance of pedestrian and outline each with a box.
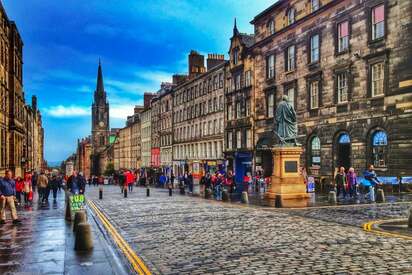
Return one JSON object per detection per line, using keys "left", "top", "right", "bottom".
{"left": 23, "top": 173, "right": 33, "bottom": 206}
{"left": 49, "top": 175, "right": 59, "bottom": 201}
{"left": 57, "top": 175, "right": 63, "bottom": 191}
{"left": 125, "top": 170, "right": 134, "bottom": 192}
{"left": 225, "top": 171, "right": 234, "bottom": 193}
{"left": 188, "top": 173, "right": 193, "bottom": 194}
{"left": 67, "top": 171, "right": 80, "bottom": 194}
{"left": 92, "top": 176, "right": 98, "bottom": 187}
{"left": 88, "top": 177, "right": 92, "bottom": 187}
{"left": 118, "top": 171, "right": 125, "bottom": 193}
{"left": 15, "top": 176, "right": 24, "bottom": 205}
{"left": 170, "top": 173, "right": 175, "bottom": 189}
{"left": 159, "top": 173, "right": 167, "bottom": 189}
{"left": 78, "top": 172, "right": 87, "bottom": 195}
{"left": 0, "top": 169, "right": 21, "bottom": 225}
{"left": 215, "top": 174, "right": 223, "bottom": 200}
{"left": 334, "top": 167, "right": 347, "bottom": 199}
{"left": 346, "top": 167, "right": 358, "bottom": 198}
{"left": 31, "top": 172, "right": 38, "bottom": 193}
{"left": 363, "top": 164, "right": 382, "bottom": 202}
{"left": 37, "top": 171, "right": 49, "bottom": 204}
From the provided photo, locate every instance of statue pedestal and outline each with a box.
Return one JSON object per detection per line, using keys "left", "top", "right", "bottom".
{"left": 265, "top": 146, "right": 309, "bottom": 208}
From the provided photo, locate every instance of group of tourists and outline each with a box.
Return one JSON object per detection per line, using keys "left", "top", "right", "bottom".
{"left": 0, "top": 169, "right": 67, "bottom": 225}
{"left": 334, "top": 164, "right": 383, "bottom": 202}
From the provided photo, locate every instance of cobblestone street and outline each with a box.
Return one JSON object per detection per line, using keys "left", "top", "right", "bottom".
{"left": 88, "top": 186, "right": 412, "bottom": 274}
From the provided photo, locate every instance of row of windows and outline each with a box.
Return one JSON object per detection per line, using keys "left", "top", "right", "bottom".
{"left": 160, "top": 134, "right": 172, "bottom": 147}
{"left": 308, "top": 130, "right": 388, "bottom": 168}
{"left": 266, "top": 0, "right": 320, "bottom": 37}
{"left": 174, "top": 95, "right": 224, "bottom": 123}
{"left": 173, "top": 73, "right": 224, "bottom": 106}
{"left": 226, "top": 70, "right": 252, "bottom": 93}
{"left": 265, "top": 4, "right": 386, "bottom": 80}
{"left": 174, "top": 141, "right": 223, "bottom": 160}
{"left": 227, "top": 99, "right": 251, "bottom": 121}
{"left": 175, "top": 118, "right": 224, "bottom": 142}
{"left": 265, "top": 60, "right": 385, "bottom": 117}
{"left": 226, "top": 129, "right": 252, "bottom": 150}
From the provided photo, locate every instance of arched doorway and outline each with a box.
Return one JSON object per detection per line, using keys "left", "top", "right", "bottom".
{"left": 337, "top": 133, "right": 351, "bottom": 170}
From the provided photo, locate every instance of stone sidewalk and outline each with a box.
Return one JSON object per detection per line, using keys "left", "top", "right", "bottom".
{"left": 0, "top": 189, "right": 129, "bottom": 275}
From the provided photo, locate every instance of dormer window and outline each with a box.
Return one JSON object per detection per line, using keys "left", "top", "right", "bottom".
{"left": 311, "top": 0, "right": 319, "bottom": 12}
{"left": 233, "top": 48, "right": 239, "bottom": 65}
{"left": 287, "top": 8, "right": 295, "bottom": 25}
{"left": 268, "top": 20, "right": 275, "bottom": 35}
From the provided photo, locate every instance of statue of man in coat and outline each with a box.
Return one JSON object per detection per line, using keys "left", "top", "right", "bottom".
{"left": 274, "top": 95, "right": 298, "bottom": 145}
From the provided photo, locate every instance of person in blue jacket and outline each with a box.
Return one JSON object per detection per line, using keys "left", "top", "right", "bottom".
{"left": 363, "top": 164, "right": 382, "bottom": 202}
{"left": 0, "top": 169, "right": 21, "bottom": 225}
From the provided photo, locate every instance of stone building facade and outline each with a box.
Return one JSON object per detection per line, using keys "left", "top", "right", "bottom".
{"left": 224, "top": 22, "right": 256, "bottom": 184}
{"left": 173, "top": 52, "right": 226, "bottom": 179}
{"left": 251, "top": 0, "right": 412, "bottom": 181}
{"left": 75, "top": 137, "right": 92, "bottom": 179}
{"left": 140, "top": 93, "right": 155, "bottom": 168}
{"left": 158, "top": 83, "right": 174, "bottom": 174}
{"left": 150, "top": 96, "right": 161, "bottom": 168}
{"left": 0, "top": 3, "right": 44, "bottom": 177}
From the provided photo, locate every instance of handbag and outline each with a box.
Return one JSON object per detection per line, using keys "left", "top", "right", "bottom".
{"left": 28, "top": 191, "right": 33, "bottom": 201}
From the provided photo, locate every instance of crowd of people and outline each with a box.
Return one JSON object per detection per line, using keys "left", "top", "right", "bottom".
{"left": 0, "top": 169, "right": 67, "bottom": 225}
{"left": 333, "top": 164, "right": 383, "bottom": 202}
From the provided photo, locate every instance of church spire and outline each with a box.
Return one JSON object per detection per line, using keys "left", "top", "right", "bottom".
{"left": 233, "top": 17, "right": 239, "bottom": 36}
{"left": 96, "top": 59, "right": 104, "bottom": 94}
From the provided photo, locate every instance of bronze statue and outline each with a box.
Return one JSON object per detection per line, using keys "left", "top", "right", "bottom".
{"left": 274, "top": 95, "right": 298, "bottom": 145}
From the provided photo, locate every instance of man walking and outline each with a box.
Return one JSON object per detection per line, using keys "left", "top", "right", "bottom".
{"left": 37, "top": 171, "right": 49, "bottom": 204}
{"left": 0, "top": 169, "right": 21, "bottom": 225}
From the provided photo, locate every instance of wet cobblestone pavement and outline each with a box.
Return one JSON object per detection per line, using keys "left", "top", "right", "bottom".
{"left": 0, "top": 190, "right": 128, "bottom": 275}
{"left": 88, "top": 185, "right": 412, "bottom": 275}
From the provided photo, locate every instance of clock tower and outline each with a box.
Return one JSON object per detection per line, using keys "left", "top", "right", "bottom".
{"left": 91, "top": 60, "right": 109, "bottom": 175}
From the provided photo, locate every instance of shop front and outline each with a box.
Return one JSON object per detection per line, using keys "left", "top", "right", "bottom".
{"left": 234, "top": 151, "right": 253, "bottom": 192}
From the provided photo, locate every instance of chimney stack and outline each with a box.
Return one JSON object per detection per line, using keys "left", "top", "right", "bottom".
{"left": 188, "top": 50, "right": 205, "bottom": 79}
{"left": 207, "top": 54, "right": 225, "bottom": 70}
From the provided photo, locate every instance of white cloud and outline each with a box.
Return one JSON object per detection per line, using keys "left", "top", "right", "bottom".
{"left": 43, "top": 105, "right": 90, "bottom": 118}
{"left": 110, "top": 104, "right": 135, "bottom": 119}
{"left": 43, "top": 103, "right": 144, "bottom": 121}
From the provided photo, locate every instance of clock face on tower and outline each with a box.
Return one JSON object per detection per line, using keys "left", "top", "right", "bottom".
{"left": 99, "top": 121, "right": 105, "bottom": 127}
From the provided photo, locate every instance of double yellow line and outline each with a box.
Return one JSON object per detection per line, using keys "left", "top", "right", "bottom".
{"left": 88, "top": 200, "right": 152, "bottom": 275}
{"left": 362, "top": 220, "right": 412, "bottom": 240}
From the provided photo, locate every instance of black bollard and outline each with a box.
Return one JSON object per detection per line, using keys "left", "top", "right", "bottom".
{"left": 124, "top": 187, "right": 128, "bottom": 198}
{"left": 169, "top": 187, "right": 172, "bottom": 197}
{"left": 99, "top": 187, "right": 103, "bottom": 200}
{"left": 146, "top": 187, "right": 150, "bottom": 197}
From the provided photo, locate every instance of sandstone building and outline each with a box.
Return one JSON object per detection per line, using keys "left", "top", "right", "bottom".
{"left": 173, "top": 51, "right": 226, "bottom": 179}
{"left": 0, "top": 3, "right": 44, "bottom": 177}
{"left": 251, "top": 0, "right": 412, "bottom": 182}
{"left": 224, "top": 21, "right": 256, "bottom": 185}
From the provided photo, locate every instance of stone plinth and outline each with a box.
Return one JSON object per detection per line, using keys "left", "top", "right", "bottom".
{"left": 265, "top": 146, "right": 309, "bottom": 208}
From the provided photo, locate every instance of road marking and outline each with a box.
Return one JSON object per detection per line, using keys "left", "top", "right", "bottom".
{"left": 362, "top": 220, "right": 412, "bottom": 240}
{"left": 88, "top": 200, "right": 152, "bottom": 275}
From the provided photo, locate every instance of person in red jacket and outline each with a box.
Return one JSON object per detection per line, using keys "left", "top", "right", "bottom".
{"left": 125, "top": 170, "right": 134, "bottom": 192}
{"left": 15, "top": 177, "right": 24, "bottom": 206}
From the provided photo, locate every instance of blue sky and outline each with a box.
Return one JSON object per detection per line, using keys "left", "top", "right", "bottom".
{"left": 3, "top": 0, "right": 273, "bottom": 163}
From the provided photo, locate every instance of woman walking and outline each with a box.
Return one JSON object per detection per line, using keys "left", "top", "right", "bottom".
{"left": 15, "top": 177, "right": 24, "bottom": 206}
{"left": 346, "top": 167, "right": 358, "bottom": 198}
{"left": 23, "top": 174, "right": 32, "bottom": 206}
